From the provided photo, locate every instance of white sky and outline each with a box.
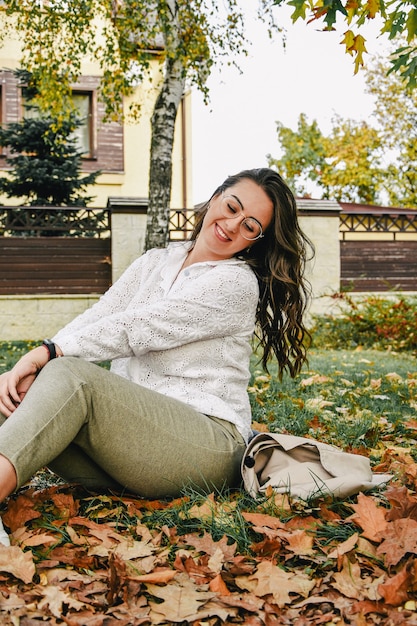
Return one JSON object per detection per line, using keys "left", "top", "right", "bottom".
{"left": 191, "top": 3, "right": 389, "bottom": 203}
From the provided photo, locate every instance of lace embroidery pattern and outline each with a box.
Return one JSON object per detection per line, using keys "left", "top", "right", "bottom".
{"left": 53, "top": 243, "right": 259, "bottom": 441}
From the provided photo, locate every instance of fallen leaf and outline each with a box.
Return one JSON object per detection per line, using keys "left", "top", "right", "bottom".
{"left": 182, "top": 532, "right": 236, "bottom": 561}
{"left": 235, "top": 560, "right": 315, "bottom": 608}
{"left": 327, "top": 533, "right": 359, "bottom": 559}
{"left": 332, "top": 557, "right": 364, "bottom": 599}
{"left": 300, "top": 374, "right": 330, "bottom": 386}
{"left": 37, "top": 584, "right": 88, "bottom": 619}
{"left": 3, "top": 492, "right": 42, "bottom": 531}
{"left": 305, "top": 397, "right": 334, "bottom": 410}
{"left": 129, "top": 568, "right": 177, "bottom": 584}
{"left": 51, "top": 493, "right": 78, "bottom": 520}
{"left": 251, "top": 537, "right": 282, "bottom": 558}
{"left": 349, "top": 492, "right": 388, "bottom": 542}
{"left": 21, "top": 531, "right": 59, "bottom": 548}
{"left": 185, "top": 493, "right": 217, "bottom": 522}
{"left": 113, "top": 538, "right": 155, "bottom": 560}
{"left": 384, "top": 484, "right": 417, "bottom": 521}
{"left": 370, "top": 378, "right": 381, "bottom": 389}
{"left": 284, "top": 529, "right": 315, "bottom": 556}
{"left": 146, "top": 572, "right": 214, "bottom": 623}
{"left": 377, "top": 518, "right": 417, "bottom": 566}
{"left": 241, "top": 512, "right": 285, "bottom": 530}
{"left": 209, "top": 573, "right": 231, "bottom": 595}
{"left": 378, "top": 567, "right": 410, "bottom": 606}
{"left": 0, "top": 545, "right": 36, "bottom": 583}
{"left": 385, "top": 372, "right": 402, "bottom": 382}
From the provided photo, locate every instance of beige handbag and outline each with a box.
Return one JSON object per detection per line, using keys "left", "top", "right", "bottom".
{"left": 241, "top": 432, "right": 391, "bottom": 500}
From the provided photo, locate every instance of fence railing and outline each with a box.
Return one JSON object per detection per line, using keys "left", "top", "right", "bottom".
{"left": 0, "top": 206, "right": 197, "bottom": 240}
{"left": 0, "top": 206, "right": 111, "bottom": 238}
{"left": 2, "top": 205, "right": 416, "bottom": 241}
{"left": 168, "top": 208, "right": 196, "bottom": 240}
{"left": 339, "top": 211, "right": 417, "bottom": 240}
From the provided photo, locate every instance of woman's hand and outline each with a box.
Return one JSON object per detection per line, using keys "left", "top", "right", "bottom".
{"left": 0, "top": 346, "right": 49, "bottom": 417}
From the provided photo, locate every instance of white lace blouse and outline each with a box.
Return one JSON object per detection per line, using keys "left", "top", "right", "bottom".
{"left": 52, "top": 242, "right": 259, "bottom": 442}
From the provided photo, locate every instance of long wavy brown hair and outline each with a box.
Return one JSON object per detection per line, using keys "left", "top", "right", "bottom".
{"left": 190, "top": 168, "right": 314, "bottom": 379}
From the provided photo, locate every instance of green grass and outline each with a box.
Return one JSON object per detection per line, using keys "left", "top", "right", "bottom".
{"left": 249, "top": 348, "right": 417, "bottom": 454}
{"left": 2, "top": 340, "right": 416, "bottom": 458}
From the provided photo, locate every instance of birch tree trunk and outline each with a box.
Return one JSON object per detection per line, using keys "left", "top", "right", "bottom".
{"left": 144, "top": 0, "right": 186, "bottom": 251}
{"left": 144, "top": 55, "right": 186, "bottom": 250}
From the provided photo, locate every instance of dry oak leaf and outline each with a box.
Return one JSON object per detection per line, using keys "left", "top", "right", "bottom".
{"left": 251, "top": 537, "right": 282, "bottom": 559}
{"left": 146, "top": 572, "right": 215, "bottom": 623}
{"left": 69, "top": 516, "right": 128, "bottom": 544}
{"left": 377, "top": 518, "right": 417, "bottom": 567}
{"left": 0, "top": 544, "right": 35, "bottom": 583}
{"left": 127, "top": 568, "right": 178, "bottom": 584}
{"left": 356, "top": 536, "right": 380, "bottom": 561}
{"left": 18, "top": 531, "right": 59, "bottom": 548}
{"left": 349, "top": 492, "right": 388, "bottom": 542}
{"left": 215, "top": 591, "right": 265, "bottom": 615}
{"left": 235, "top": 560, "right": 315, "bottom": 608}
{"left": 44, "top": 567, "right": 106, "bottom": 587}
{"left": 0, "top": 591, "right": 27, "bottom": 611}
{"left": 113, "top": 538, "right": 155, "bottom": 560}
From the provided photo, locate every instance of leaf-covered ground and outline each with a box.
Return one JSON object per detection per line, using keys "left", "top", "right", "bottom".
{"left": 0, "top": 346, "right": 416, "bottom": 624}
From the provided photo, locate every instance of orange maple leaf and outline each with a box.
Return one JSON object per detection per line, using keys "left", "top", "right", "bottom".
{"left": 209, "top": 573, "right": 231, "bottom": 595}
{"left": 349, "top": 493, "right": 388, "bottom": 542}
{"left": 241, "top": 512, "right": 285, "bottom": 530}
{"left": 235, "top": 560, "right": 315, "bottom": 608}
{"left": 378, "top": 567, "right": 411, "bottom": 606}
{"left": 3, "top": 492, "right": 42, "bottom": 532}
{"left": 284, "top": 529, "right": 315, "bottom": 556}
{"left": 377, "top": 518, "right": 417, "bottom": 567}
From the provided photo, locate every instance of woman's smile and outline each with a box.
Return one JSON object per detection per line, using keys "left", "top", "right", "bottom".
{"left": 214, "top": 222, "right": 231, "bottom": 241}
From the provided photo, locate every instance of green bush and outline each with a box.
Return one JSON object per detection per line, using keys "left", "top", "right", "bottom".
{"left": 311, "top": 294, "right": 417, "bottom": 353}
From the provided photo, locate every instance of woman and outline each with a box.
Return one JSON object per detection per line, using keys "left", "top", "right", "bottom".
{"left": 0, "top": 168, "right": 313, "bottom": 545}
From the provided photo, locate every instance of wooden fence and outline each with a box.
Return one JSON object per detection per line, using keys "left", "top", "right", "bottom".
{"left": 0, "top": 237, "right": 112, "bottom": 295}
{"left": 1, "top": 204, "right": 417, "bottom": 295}
{"left": 339, "top": 204, "right": 417, "bottom": 292}
{"left": 0, "top": 206, "right": 112, "bottom": 295}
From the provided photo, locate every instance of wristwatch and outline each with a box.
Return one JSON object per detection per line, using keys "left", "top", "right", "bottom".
{"left": 42, "top": 339, "right": 57, "bottom": 360}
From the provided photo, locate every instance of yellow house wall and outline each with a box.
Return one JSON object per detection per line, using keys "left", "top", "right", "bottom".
{"left": 0, "top": 26, "right": 193, "bottom": 210}
{"left": 0, "top": 22, "right": 193, "bottom": 340}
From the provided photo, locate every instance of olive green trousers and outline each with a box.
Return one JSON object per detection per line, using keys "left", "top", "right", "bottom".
{"left": 0, "top": 357, "right": 246, "bottom": 498}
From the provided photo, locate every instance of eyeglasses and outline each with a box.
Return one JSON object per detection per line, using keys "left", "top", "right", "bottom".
{"left": 220, "top": 194, "right": 264, "bottom": 241}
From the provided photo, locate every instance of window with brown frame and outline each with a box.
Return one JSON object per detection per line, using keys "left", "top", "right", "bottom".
{"left": 22, "top": 88, "right": 95, "bottom": 158}
{"left": 71, "top": 91, "right": 94, "bottom": 158}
